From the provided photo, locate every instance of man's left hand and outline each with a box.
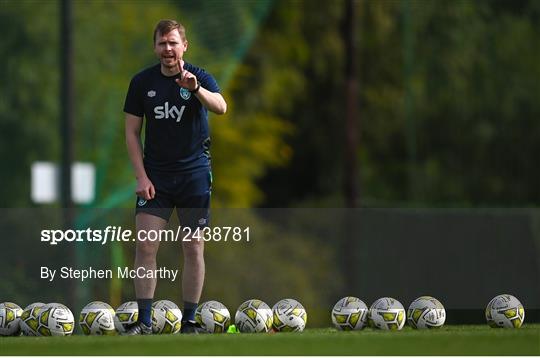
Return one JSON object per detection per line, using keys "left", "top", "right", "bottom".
{"left": 175, "top": 70, "right": 198, "bottom": 91}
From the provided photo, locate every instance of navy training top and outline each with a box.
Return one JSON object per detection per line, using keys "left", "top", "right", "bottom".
{"left": 124, "top": 62, "right": 220, "bottom": 173}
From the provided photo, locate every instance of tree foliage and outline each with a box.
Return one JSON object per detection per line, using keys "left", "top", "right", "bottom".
{"left": 254, "top": 0, "right": 540, "bottom": 207}
{"left": 0, "top": 1, "right": 59, "bottom": 207}
{"left": 2, "top": 0, "right": 540, "bottom": 326}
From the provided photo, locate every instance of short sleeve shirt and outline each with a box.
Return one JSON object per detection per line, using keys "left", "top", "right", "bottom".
{"left": 124, "top": 63, "right": 220, "bottom": 173}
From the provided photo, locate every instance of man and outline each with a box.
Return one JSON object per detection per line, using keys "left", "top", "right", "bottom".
{"left": 124, "top": 19, "right": 227, "bottom": 335}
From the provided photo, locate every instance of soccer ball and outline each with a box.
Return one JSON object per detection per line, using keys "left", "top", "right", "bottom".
{"left": 368, "top": 297, "right": 406, "bottom": 330}
{"left": 114, "top": 301, "right": 139, "bottom": 334}
{"left": 152, "top": 300, "right": 182, "bottom": 334}
{"left": 235, "top": 299, "right": 273, "bottom": 333}
{"left": 486, "top": 294, "right": 525, "bottom": 328}
{"left": 331, "top": 296, "right": 368, "bottom": 331}
{"left": 20, "top": 302, "right": 45, "bottom": 336}
{"left": 195, "top": 300, "right": 231, "bottom": 333}
{"left": 37, "top": 303, "right": 75, "bottom": 336}
{"left": 272, "top": 298, "right": 307, "bottom": 332}
{"left": 79, "top": 301, "right": 116, "bottom": 335}
{"left": 407, "top": 296, "right": 446, "bottom": 329}
{"left": 0, "top": 302, "right": 23, "bottom": 336}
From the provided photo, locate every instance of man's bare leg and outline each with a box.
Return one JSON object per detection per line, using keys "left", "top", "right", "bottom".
{"left": 181, "top": 237, "right": 205, "bottom": 330}
{"left": 131, "top": 212, "right": 167, "bottom": 332}
{"left": 182, "top": 237, "right": 205, "bottom": 302}
{"left": 134, "top": 212, "right": 167, "bottom": 297}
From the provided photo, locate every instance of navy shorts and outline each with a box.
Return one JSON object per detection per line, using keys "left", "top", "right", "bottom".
{"left": 135, "top": 168, "right": 212, "bottom": 228}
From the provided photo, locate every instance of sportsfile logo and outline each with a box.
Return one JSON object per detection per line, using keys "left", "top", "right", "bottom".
{"left": 154, "top": 102, "right": 186, "bottom": 122}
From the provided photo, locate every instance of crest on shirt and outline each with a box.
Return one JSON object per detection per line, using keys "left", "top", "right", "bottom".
{"left": 147, "top": 90, "right": 156, "bottom": 98}
{"left": 179, "top": 87, "right": 191, "bottom": 100}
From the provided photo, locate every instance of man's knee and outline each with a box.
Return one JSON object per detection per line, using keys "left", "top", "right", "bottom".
{"left": 183, "top": 238, "right": 204, "bottom": 261}
{"left": 136, "top": 240, "right": 159, "bottom": 261}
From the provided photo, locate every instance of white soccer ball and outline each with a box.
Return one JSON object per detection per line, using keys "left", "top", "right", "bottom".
{"left": 407, "top": 296, "right": 446, "bottom": 329}
{"left": 152, "top": 300, "right": 182, "bottom": 334}
{"left": 0, "top": 302, "right": 23, "bottom": 336}
{"left": 235, "top": 299, "right": 273, "bottom": 333}
{"left": 79, "top": 301, "right": 116, "bottom": 335}
{"left": 20, "top": 302, "right": 45, "bottom": 336}
{"left": 37, "top": 303, "right": 75, "bottom": 336}
{"left": 195, "top": 300, "right": 231, "bottom": 333}
{"left": 486, "top": 294, "right": 525, "bottom": 328}
{"left": 331, "top": 296, "right": 368, "bottom": 331}
{"left": 114, "top": 301, "right": 139, "bottom": 334}
{"left": 368, "top": 297, "right": 406, "bottom": 330}
{"left": 272, "top": 298, "right": 307, "bottom": 332}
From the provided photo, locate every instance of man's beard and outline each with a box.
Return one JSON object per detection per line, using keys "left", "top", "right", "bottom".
{"left": 163, "top": 61, "right": 176, "bottom": 68}
{"left": 162, "top": 56, "right": 178, "bottom": 68}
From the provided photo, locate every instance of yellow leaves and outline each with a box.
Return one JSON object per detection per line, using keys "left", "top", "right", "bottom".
{"left": 211, "top": 112, "right": 293, "bottom": 207}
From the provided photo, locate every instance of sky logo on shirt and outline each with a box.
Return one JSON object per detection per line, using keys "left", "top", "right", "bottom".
{"left": 154, "top": 102, "right": 186, "bottom": 122}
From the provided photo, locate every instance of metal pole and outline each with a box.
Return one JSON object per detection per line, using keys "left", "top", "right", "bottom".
{"left": 344, "top": 0, "right": 359, "bottom": 209}
{"left": 343, "top": 0, "right": 359, "bottom": 290}
{"left": 403, "top": 0, "right": 419, "bottom": 202}
{"left": 60, "top": 0, "right": 76, "bottom": 308}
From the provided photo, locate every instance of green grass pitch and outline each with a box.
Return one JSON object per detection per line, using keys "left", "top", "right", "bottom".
{"left": 1, "top": 325, "right": 539, "bottom": 355}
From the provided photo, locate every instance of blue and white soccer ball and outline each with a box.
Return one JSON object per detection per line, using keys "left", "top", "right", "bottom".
{"left": 114, "top": 301, "right": 138, "bottom": 334}
{"left": 37, "top": 303, "right": 75, "bottom": 336}
{"left": 331, "top": 296, "right": 368, "bottom": 331}
{"left": 152, "top": 300, "right": 182, "bottom": 334}
{"left": 0, "top": 302, "right": 23, "bottom": 336}
{"left": 407, "top": 296, "right": 446, "bottom": 329}
{"left": 486, "top": 294, "right": 525, "bottom": 328}
{"left": 20, "top": 302, "right": 45, "bottom": 336}
{"left": 235, "top": 299, "right": 273, "bottom": 333}
{"left": 368, "top": 297, "right": 406, "bottom": 330}
{"left": 272, "top": 298, "right": 307, "bottom": 332}
{"left": 79, "top": 301, "right": 116, "bottom": 335}
{"left": 195, "top": 300, "right": 231, "bottom": 333}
